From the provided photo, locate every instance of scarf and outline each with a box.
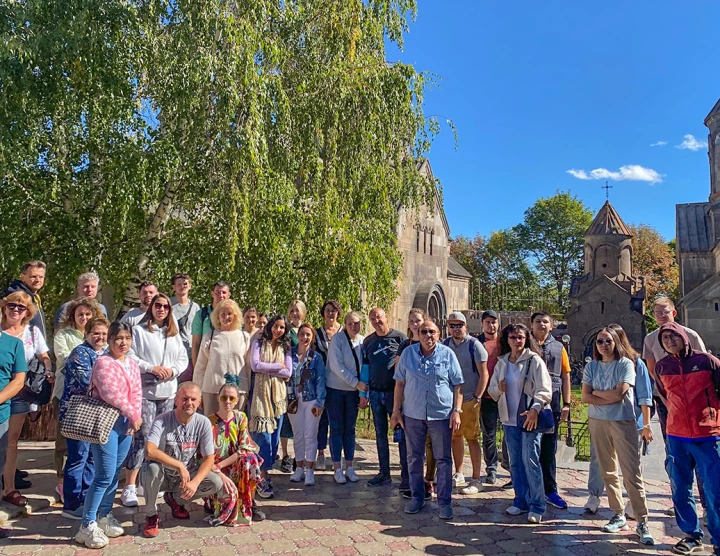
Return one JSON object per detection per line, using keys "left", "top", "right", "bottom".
{"left": 249, "top": 340, "right": 288, "bottom": 434}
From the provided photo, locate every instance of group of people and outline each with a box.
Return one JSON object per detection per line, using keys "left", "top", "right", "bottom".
{"left": 0, "top": 261, "right": 717, "bottom": 556}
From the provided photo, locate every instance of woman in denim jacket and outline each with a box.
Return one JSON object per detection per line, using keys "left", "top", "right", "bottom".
{"left": 287, "top": 323, "right": 326, "bottom": 486}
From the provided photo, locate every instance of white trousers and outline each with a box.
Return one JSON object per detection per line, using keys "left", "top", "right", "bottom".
{"left": 287, "top": 395, "right": 321, "bottom": 463}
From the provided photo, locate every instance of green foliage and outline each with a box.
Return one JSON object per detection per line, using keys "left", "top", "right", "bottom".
{"left": 514, "top": 191, "right": 593, "bottom": 310}
{"left": 1, "top": 0, "right": 439, "bottom": 319}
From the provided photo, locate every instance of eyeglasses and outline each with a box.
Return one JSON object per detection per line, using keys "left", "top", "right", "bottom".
{"left": 154, "top": 303, "right": 170, "bottom": 311}
{"left": 661, "top": 333, "right": 683, "bottom": 342}
{"left": 596, "top": 339, "right": 614, "bottom": 345}
{"left": 220, "top": 395, "right": 237, "bottom": 403}
{"left": 420, "top": 329, "right": 438, "bottom": 336}
{"left": 347, "top": 321, "right": 361, "bottom": 326}
{"left": 6, "top": 303, "right": 27, "bottom": 313}
{"left": 448, "top": 323, "right": 464, "bottom": 329}
{"left": 508, "top": 335, "right": 525, "bottom": 341}
{"left": 654, "top": 310, "right": 673, "bottom": 317}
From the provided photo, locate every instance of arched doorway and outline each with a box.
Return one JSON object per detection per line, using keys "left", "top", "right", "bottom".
{"left": 412, "top": 281, "right": 448, "bottom": 335}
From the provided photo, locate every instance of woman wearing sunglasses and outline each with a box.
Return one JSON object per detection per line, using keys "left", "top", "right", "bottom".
{"left": 487, "top": 323, "right": 551, "bottom": 524}
{"left": 120, "top": 293, "right": 188, "bottom": 509}
{"left": 582, "top": 327, "right": 654, "bottom": 546}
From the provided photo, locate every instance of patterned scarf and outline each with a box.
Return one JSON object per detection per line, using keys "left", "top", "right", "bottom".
{"left": 249, "top": 340, "right": 288, "bottom": 434}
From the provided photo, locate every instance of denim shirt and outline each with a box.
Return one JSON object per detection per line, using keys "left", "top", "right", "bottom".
{"left": 290, "top": 347, "right": 327, "bottom": 409}
{"left": 394, "top": 343, "right": 464, "bottom": 421}
{"left": 633, "top": 358, "right": 653, "bottom": 431}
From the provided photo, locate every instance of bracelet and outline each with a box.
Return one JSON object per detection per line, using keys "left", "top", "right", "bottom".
{"left": 642, "top": 425, "right": 651, "bottom": 430}
{"left": 562, "top": 403, "right": 570, "bottom": 408}
{"left": 392, "top": 409, "right": 401, "bottom": 414}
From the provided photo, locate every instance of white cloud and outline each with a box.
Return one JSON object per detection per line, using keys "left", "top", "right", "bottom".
{"left": 566, "top": 164, "right": 663, "bottom": 184}
{"left": 650, "top": 141, "right": 667, "bottom": 147}
{"left": 675, "top": 134, "right": 707, "bottom": 151}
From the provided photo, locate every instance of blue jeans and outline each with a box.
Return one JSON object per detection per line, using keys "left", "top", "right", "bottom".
{"left": 326, "top": 387, "right": 359, "bottom": 463}
{"left": 504, "top": 425, "right": 545, "bottom": 514}
{"left": 251, "top": 416, "right": 283, "bottom": 471}
{"left": 82, "top": 416, "right": 131, "bottom": 526}
{"left": 405, "top": 416, "right": 452, "bottom": 506}
{"left": 369, "top": 390, "right": 409, "bottom": 486}
{"left": 64, "top": 438, "right": 95, "bottom": 511}
{"left": 666, "top": 437, "right": 720, "bottom": 548}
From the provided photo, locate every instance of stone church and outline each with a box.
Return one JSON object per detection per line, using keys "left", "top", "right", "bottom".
{"left": 388, "top": 158, "right": 471, "bottom": 333}
{"left": 566, "top": 201, "right": 646, "bottom": 359}
{"left": 676, "top": 97, "right": 720, "bottom": 353}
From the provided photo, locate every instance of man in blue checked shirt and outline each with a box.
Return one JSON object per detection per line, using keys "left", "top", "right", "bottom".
{"left": 391, "top": 318, "right": 463, "bottom": 520}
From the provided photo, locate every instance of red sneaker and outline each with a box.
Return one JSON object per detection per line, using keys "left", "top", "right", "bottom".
{"left": 143, "top": 514, "right": 160, "bottom": 538}
{"left": 164, "top": 492, "right": 190, "bottom": 519}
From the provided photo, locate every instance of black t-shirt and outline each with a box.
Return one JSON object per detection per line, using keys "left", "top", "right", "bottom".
{"left": 396, "top": 338, "right": 418, "bottom": 359}
{"left": 362, "top": 329, "right": 408, "bottom": 392}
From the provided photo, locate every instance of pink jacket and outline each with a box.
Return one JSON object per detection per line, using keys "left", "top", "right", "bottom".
{"left": 91, "top": 355, "right": 143, "bottom": 423}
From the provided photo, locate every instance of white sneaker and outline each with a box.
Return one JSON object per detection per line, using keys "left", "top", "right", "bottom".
{"left": 120, "top": 485, "right": 138, "bottom": 507}
{"left": 528, "top": 512, "right": 543, "bottom": 524}
{"left": 75, "top": 521, "right": 109, "bottom": 549}
{"left": 136, "top": 484, "right": 144, "bottom": 496}
{"left": 584, "top": 494, "right": 601, "bottom": 514}
{"left": 317, "top": 453, "right": 327, "bottom": 470}
{"left": 506, "top": 505, "right": 528, "bottom": 516}
{"left": 304, "top": 469, "right": 315, "bottom": 486}
{"left": 451, "top": 472, "right": 466, "bottom": 488}
{"left": 460, "top": 480, "right": 482, "bottom": 495}
{"left": 345, "top": 467, "right": 360, "bottom": 483}
{"left": 290, "top": 467, "right": 305, "bottom": 482}
{"left": 334, "top": 468, "right": 347, "bottom": 484}
{"left": 97, "top": 513, "right": 124, "bottom": 538}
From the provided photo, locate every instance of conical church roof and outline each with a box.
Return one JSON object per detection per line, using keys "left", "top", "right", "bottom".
{"left": 585, "top": 201, "right": 633, "bottom": 237}
{"left": 705, "top": 98, "right": 720, "bottom": 126}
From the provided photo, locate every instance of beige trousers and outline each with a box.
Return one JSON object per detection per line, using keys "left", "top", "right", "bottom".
{"left": 588, "top": 417, "right": 649, "bottom": 521}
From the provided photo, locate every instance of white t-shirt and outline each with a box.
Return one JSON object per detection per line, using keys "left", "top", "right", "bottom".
{"left": 503, "top": 361, "right": 523, "bottom": 427}
{"left": 12, "top": 325, "right": 49, "bottom": 365}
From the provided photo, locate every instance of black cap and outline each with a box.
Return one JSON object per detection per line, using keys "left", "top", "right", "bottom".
{"left": 481, "top": 310, "right": 499, "bottom": 321}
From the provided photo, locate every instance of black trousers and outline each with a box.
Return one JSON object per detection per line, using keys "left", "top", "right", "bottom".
{"left": 539, "top": 390, "right": 561, "bottom": 496}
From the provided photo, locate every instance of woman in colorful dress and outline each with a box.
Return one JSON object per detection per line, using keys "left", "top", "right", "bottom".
{"left": 205, "top": 375, "right": 264, "bottom": 525}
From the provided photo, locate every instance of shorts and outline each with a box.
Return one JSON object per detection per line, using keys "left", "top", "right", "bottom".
{"left": 11, "top": 398, "right": 38, "bottom": 415}
{"left": 452, "top": 399, "right": 481, "bottom": 441}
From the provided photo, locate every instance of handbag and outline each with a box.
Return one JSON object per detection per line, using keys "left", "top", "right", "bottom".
{"left": 17, "top": 325, "right": 52, "bottom": 406}
{"left": 61, "top": 389, "right": 121, "bottom": 444}
{"left": 516, "top": 366, "right": 555, "bottom": 434}
{"left": 287, "top": 353, "right": 312, "bottom": 415}
{"left": 141, "top": 335, "right": 168, "bottom": 386}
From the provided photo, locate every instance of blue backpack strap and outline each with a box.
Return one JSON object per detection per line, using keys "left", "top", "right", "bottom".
{"left": 469, "top": 339, "right": 476, "bottom": 373}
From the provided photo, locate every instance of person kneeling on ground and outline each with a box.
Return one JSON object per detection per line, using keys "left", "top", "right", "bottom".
{"left": 141, "top": 382, "right": 224, "bottom": 537}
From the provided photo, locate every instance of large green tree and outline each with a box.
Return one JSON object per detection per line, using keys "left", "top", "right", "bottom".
{"left": 1, "top": 0, "right": 438, "bottom": 318}
{"left": 514, "top": 191, "right": 593, "bottom": 310}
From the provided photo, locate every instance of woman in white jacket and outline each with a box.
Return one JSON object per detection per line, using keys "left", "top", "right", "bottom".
{"left": 326, "top": 311, "right": 367, "bottom": 484}
{"left": 488, "top": 323, "right": 551, "bottom": 524}
{"left": 193, "top": 299, "right": 249, "bottom": 416}
{"left": 120, "top": 293, "right": 188, "bottom": 508}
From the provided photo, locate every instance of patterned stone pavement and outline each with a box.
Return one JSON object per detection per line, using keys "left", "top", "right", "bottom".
{"left": 0, "top": 436, "right": 711, "bottom": 556}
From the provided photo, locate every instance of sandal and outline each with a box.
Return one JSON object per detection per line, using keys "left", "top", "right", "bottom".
{"left": 672, "top": 537, "right": 704, "bottom": 555}
{"left": 2, "top": 490, "right": 28, "bottom": 507}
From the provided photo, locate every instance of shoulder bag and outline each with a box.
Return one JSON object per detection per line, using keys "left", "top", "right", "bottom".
{"left": 287, "top": 352, "right": 313, "bottom": 415}
{"left": 516, "top": 360, "right": 555, "bottom": 434}
{"left": 17, "top": 324, "right": 52, "bottom": 406}
{"left": 61, "top": 385, "right": 121, "bottom": 444}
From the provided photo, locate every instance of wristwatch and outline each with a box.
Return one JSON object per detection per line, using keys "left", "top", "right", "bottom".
{"left": 451, "top": 407, "right": 463, "bottom": 415}
{"left": 475, "top": 396, "right": 483, "bottom": 402}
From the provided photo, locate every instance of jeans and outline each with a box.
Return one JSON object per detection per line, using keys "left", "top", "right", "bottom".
{"left": 504, "top": 425, "right": 545, "bottom": 514}
{"left": 480, "top": 397, "right": 499, "bottom": 475}
{"left": 251, "top": 416, "right": 283, "bottom": 471}
{"left": 666, "top": 437, "right": 720, "bottom": 548}
{"left": 63, "top": 438, "right": 95, "bottom": 511}
{"left": 539, "top": 391, "right": 561, "bottom": 495}
{"left": 369, "top": 390, "right": 409, "bottom": 487}
{"left": 326, "top": 387, "right": 359, "bottom": 463}
{"left": 82, "top": 416, "right": 131, "bottom": 526}
{"left": 405, "top": 416, "right": 452, "bottom": 506}
{"left": 317, "top": 408, "right": 329, "bottom": 451}
{"left": 141, "top": 462, "right": 222, "bottom": 517}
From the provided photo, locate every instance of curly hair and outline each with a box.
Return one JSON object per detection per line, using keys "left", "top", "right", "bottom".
{"left": 59, "top": 297, "right": 104, "bottom": 330}
{"left": 210, "top": 299, "right": 243, "bottom": 331}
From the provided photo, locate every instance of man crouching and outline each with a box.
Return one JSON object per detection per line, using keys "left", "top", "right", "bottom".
{"left": 141, "top": 382, "right": 224, "bottom": 537}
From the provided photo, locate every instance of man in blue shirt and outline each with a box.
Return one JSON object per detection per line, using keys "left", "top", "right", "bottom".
{"left": 391, "top": 319, "right": 463, "bottom": 520}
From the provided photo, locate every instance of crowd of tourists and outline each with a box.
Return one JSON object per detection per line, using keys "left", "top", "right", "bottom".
{"left": 0, "top": 260, "right": 718, "bottom": 555}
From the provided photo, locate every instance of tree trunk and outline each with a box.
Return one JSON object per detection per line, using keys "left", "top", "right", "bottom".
{"left": 118, "top": 180, "right": 180, "bottom": 317}
{"left": 21, "top": 403, "right": 56, "bottom": 441}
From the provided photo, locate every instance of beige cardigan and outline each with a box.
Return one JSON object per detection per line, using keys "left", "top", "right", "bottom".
{"left": 193, "top": 329, "right": 250, "bottom": 395}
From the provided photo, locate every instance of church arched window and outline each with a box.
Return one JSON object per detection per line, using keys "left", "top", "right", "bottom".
{"left": 416, "top": 226, "right": 420, "bottom": 252}
{"left": 430, "top": 229, "right": 434, "bottom": 255}
{"left": 423, "top": 227, "right": 427, "bottom": 254}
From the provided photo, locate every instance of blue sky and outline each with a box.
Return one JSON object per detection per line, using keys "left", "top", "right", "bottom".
{"left": 388, "top": 1, "right": 720, "bottom": 241}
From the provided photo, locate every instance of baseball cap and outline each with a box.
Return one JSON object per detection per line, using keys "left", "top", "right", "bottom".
{"left": 481, "top": 310, "right": 499, "bottom": 321}
{"left": 447, "top": 312, "right": 466, "bottom": 323}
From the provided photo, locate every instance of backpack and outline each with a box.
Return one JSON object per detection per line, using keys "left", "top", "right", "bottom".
{"left": 200, "top": 305, "right": 214, "bottom": 331}
{"left": 17, "top": 324, "right": 52, "bottom": 406}
{"left": 443, "top": 337, "right": 477, "bottom": 373}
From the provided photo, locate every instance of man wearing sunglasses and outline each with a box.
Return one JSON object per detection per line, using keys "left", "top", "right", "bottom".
{"left": 442, "top": 312, "right": 488, "bottom": 495}
{"left": 120, "top": 281, "right": 159, "bottom": 328}
{"left": 4, "top": 260, "right": 47, "bottom": 338}
{"left": 392, "top": 319, "right": 463, "bottom": 520}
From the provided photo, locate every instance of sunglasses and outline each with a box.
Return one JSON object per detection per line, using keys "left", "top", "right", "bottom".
{"left": 154, "top": 302, "right": 170, "bottom": 311}
{"left": 6, "top": 303, "right": 27, "bottom": 313}
{"left": 596, "top": 339, "right": 614, "bottom": 345}
{"left": 220, "top": 395, "right": 237, "bottom": 403}
{"left": 508, "top": 335, "right": 525, "bottom": 341}
{"left": 448, "top": 323, "right": 464, "bottom": 329}
{"left": 420, "top": 329, "right": 438, "bottom": 336}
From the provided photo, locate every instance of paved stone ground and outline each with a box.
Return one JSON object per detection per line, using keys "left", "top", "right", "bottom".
{"left": 1, "top": 420, "right": 714, "bottom": 556}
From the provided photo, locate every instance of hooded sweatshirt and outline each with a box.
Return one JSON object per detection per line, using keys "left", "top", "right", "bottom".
{"left": 655, "top": 322, "right": 720, "bottom": 441}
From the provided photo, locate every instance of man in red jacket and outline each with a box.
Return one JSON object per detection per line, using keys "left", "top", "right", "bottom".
{"left": 655, "top": 322, "right": 720, "bottom": 556}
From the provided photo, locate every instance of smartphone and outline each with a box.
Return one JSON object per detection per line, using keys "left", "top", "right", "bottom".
{"left": 642, "top": 438, "right": 650, "bottom": 456}
{"left": 393, "top": 424, "right": 404, "bottom": 443}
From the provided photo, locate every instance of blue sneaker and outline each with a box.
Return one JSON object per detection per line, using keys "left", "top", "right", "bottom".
{"left": 546, "top": 492, "right": 568, "bottom": 510}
